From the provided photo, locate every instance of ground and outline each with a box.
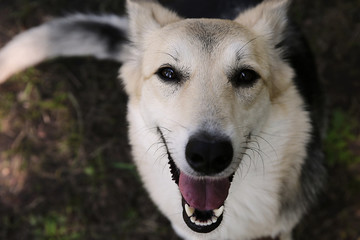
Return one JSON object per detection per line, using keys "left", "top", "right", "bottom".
{"left": 0, "top": 0, "right": 359, "bottom": 240}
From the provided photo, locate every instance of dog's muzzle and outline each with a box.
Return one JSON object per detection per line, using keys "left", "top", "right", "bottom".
{"left": 159, "top": 128, "right": 235, "bottom": 233}
{"left": 185, "top": 132, "right": 233, "bottom": 175}
{"left": 182, "top": 132, "right": 233, "bottom": 210}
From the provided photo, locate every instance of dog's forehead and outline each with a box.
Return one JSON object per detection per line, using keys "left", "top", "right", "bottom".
{"left": 152, "top": 18, "right": 255, "bottom": 59}
{"left": 182, "top": 19, "right": 247, "bottom": 51}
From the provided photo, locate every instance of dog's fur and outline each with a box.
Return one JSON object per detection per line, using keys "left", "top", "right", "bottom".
{"left": 0, "top": 0, "right": 326, "bottom": 239}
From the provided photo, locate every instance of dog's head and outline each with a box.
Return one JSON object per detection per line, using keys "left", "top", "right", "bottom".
{"left": 120, "top": 0, "right": 299, "bottom": 236}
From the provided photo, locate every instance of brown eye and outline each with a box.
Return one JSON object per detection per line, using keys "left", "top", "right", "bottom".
{"left": 231, "top": 69, "right": 260, "bottom": 88}
{"left": 157, "top": 67, "right": 179, "bottom": 83}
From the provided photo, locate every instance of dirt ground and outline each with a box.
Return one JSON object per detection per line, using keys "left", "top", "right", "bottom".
{"left": 0, "top": 0, "right": 359, "bottom": 240}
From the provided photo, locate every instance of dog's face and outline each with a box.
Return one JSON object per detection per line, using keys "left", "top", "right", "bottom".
{"left": 142, "top": 18, "right": 273, "bottom": 176}
{"left": 141, "top": 19, "right": 274, "bottom": 232}
{"left": 121, "top": 0, "right": 301, "bottom": 237}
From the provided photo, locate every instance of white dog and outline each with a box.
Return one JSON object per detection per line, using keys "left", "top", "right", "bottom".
{"left": 0, "top": 0, "right": 326, "bottom": 239}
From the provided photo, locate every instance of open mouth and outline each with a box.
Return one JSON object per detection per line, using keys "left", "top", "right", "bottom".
{"left": 160, "top": 128, "right": 232, "bottom": 233}
{"left": 182, "top": 199, "right": 224, "bottom": 233}
{"left": 168, "top": 155, "right": 232, "bottom": 233}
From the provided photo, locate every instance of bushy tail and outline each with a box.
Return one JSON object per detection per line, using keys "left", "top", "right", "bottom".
{"left": 0, "top": 14, "right": 128, "bottom": 83}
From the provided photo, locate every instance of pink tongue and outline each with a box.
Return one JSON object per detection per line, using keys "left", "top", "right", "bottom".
{"left": 179, "top": 172, "right": 230, "bottom": 211}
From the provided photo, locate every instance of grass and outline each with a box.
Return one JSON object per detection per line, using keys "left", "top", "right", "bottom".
{"left": 0, "top": 58, "right": 177, "bottom": 240}
{"left": 0, "top": 69, "right": 85, "bottom": 240}
{"left": 325, "top": 109, "right": 360, "bottom": 167}
{"left": 28, "top": 211, "right": 85, "bottom": 240}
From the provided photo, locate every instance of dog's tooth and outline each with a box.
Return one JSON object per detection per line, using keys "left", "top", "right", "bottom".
{"left": 190, "top": 216, "right": 196, "bottom": 223}
{"left": 213, "top": 205, "right": 224, "bottom": 217}
{"left": 185, "top": 203, "right": 195, "bottom": 217}
{"left": 207, "top": 219, "right": 212, "bottom": 225}
{"left": 211, "top": 216, "right": 218, "bottom": 223}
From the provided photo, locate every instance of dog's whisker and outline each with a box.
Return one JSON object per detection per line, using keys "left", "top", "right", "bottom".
{"left": 161, "top": 117, "right": 189, "bottom": 131}
{"left": 250, "top": 134, "right": 278, "bottom": 162}
{"left": 240, "top": 152, "right": 251, "bottom": 161}
{"left": 236, "top": 37, "right": 260, "bottom": 60}
{"left": 245, "top": 145, "right": 268, "bottom": 161}
{"left": 243, "top": 145, "right": 266, "bottom": 175}
{"left": 245, "top": 139, "right": 261, "bottom": 151}
{"left": 259, "top": 130, "right": 300, "bottom": 140}
{"left": 146, "top": 133, "right": 166, "bottom": 151}
{"left": 157, "top": 126, "right": 173, "bottom": 133}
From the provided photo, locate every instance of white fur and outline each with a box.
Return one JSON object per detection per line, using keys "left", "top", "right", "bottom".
{"left": 0, "top": 14, "right": 128, "bottom": 83}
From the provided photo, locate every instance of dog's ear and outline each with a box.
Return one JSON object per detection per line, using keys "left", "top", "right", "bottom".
{"left": 121, "top": 1, "right": 182, "bottom": 98}
{"left": 126, "top": 0, "right": 182, "bottom": 43}
{"left": 235, "top": 0, "right": 289, "bottom": 45}
{"left": 235, "top": 0, "right": 293, "bottom": 99}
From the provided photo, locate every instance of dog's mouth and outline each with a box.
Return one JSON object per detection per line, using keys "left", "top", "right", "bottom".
{"left": 165, "top": 133, "right": 232, "bottom": 233}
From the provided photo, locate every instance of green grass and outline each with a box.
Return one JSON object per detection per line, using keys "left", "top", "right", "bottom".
{"left": 0, "top": 69, "right": 84, "bottom": 240}
{"left": 28, "top": 211, "right": 85, "bottom": 240}
{"left": 325, "top": 109, "right": 360, "bottom": 167}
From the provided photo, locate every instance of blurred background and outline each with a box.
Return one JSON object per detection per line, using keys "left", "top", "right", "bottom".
{"left": 0, "top": 0, "right": 359, "bottom": 239}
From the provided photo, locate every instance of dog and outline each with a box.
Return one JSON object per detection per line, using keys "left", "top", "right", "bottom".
{"left": 0, "top": 0, "right": 326, "bottom": 239}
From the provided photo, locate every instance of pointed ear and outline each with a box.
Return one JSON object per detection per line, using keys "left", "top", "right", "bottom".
{"left": 126, "top": 0, "right": 182, "bottom": 42}
{"left": 235, "top": 0, "right": 290, "bottom": 45}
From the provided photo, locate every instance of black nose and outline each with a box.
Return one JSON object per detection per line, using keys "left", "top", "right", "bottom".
{"left": 185, "top": 132, "right": 233, "bottom": 175}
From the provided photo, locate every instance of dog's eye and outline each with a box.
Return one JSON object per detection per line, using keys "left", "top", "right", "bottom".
{"left": 231, "top": 69, "right": 260, "bottom": 88}
{"left": 157, "top": 67, "right": 179, "bottom": 83}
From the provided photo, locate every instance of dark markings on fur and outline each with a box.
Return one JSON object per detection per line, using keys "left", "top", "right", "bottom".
{"left": 73, "top": 21, "right": 126, "bottom": 54}
{"left": 278, "top": 23, "right": 326, "bottom": 219}
{"left": 280, "top": 131, "right": 326, "bottom": 221}
{"left": 160, "top": 0, "right": 264, "bottom": 19}
{"left": 57, "top": 20, "right": 127, "bottom": 55}
{"left": 278, "top": 23, "right": 326, "bottom": 135}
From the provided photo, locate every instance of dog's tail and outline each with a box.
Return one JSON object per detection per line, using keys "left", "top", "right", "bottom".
{"left": 0, "top": 14, "right": 128, "bottom": 83}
